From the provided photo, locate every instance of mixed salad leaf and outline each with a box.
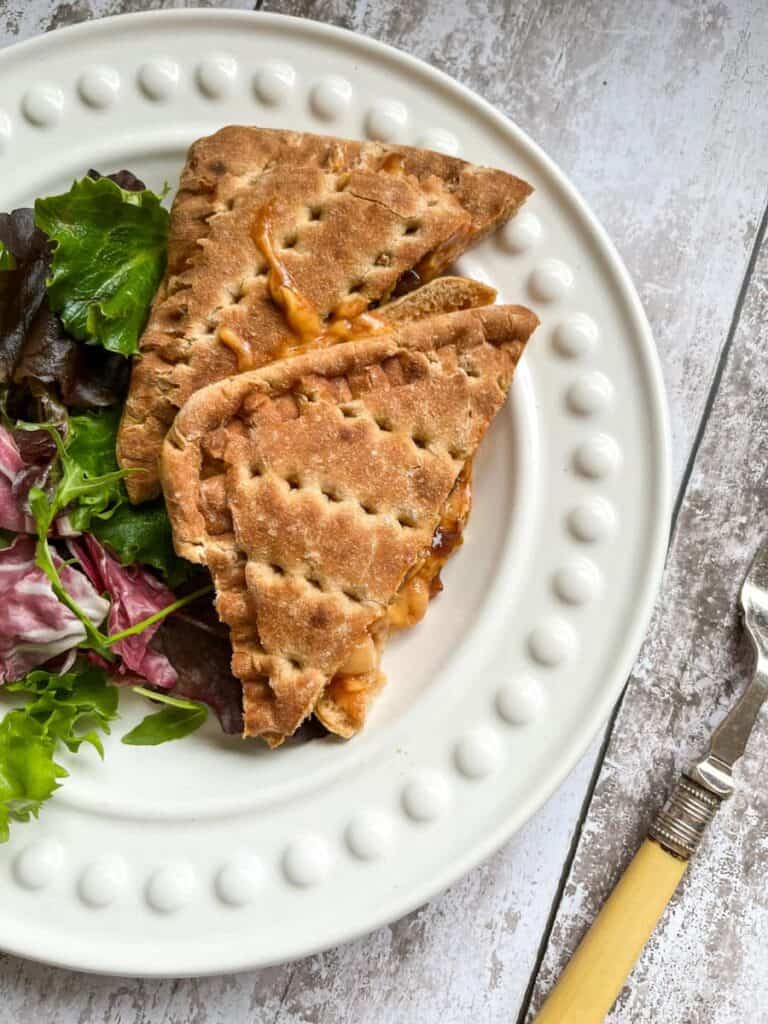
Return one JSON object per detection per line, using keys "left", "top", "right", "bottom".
{"left": 0, "top": 663, "right": 118, "bottom": 841}
{"left": 122, "top": 688, "right": 208, "bottom": 746}
{"left": 62, "top": 405, "right": 195, "bottom": 584}
{"left": 0, "top": 208, "right": 52, "bottom": 387}
{"left": 0, "top": 204, "right": 128, "bottom": 419}
{"left": 0, "top": 170, "right": 238, "bottom": 840}
{"left": 0, "top": 535, "right": 108, "bottom": 683}
{"left": 35, "top": 175, "right": 169, "bottom": 357}
{"left": 69, "top": 533, "right": 178, "bottom": 687}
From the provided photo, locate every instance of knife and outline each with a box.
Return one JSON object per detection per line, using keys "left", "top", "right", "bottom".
{"left": 534, "top": 536, "right": 768, "bottom": 1023}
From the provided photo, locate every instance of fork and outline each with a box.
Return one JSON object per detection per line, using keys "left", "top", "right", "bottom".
{"left": 534, "top": 537, "right": 768, "bottom": 1023}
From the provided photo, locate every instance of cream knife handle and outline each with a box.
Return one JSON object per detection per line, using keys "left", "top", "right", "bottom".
{"left": 533, "top": 777, "right": 722, "bottom": 1024}
{"left": 533, "top": 839, "right": 686, "bottom": 1024}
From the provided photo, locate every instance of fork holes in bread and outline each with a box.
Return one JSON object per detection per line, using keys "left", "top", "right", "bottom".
{"left": 403, "top": 221, "right": 421, "bottom": 236}
{"left": 308, "top": 205, "right": 323, "bottom": 221}
{"left": 270, "top": 563, "right": 285, "bottom": 576}
{"left": 200, "top": 456, "right": 227, "bottom": 480}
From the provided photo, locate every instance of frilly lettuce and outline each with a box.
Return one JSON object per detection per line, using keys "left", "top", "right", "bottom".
{"left": 0, "top": 663, "right": 117, "bottom": 841}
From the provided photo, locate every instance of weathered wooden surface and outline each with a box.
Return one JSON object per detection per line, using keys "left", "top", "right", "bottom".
{"left": 529, "top": 216, "right": 768, "bottom": 1023}
{"left": 0, "top": 1, "right": 766, "bottom": 1022}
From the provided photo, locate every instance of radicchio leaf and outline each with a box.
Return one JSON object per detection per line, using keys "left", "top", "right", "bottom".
{"left": 0, "top": 535, "right": 109, "bottom": 683}
{"left": 69, "top": 534, "right": 177, "bottom": 688}
{"left": 0, "top": 424, "right": 57, "bottom": 532}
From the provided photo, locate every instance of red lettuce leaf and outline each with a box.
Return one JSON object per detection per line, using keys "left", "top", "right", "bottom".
{"left": 87, "top": 169, "right": 147, "bottom": 192}
{"left": 0, "top": 210, "right": 51, "bottom": 383}
{"left": 150, "top": 596, "right": 243, "bottom": 735}
{"left": 12, "top": 308, "right": 130, "bottom": 411}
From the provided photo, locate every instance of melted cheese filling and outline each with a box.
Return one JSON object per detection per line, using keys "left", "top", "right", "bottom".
{"left": 218, "top": 326, "right": 255, "bottom": 372}
{"left": 224, "top": 203, "right": 391, "bottom": 363}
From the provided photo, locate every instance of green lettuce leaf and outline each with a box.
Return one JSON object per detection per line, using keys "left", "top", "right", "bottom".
{"left": 0, "top": 664, "right": 118, "bottom": 841}
{"left": 27, "top": 424, "right": 125, "bottom": 653}
{"left": 8, "top": 664, "right": 119, "bottom": 755}
{"left": 59, "top": 408, "right": 194, "bottom": 584}
{"left": 67, "top": 406, "right": 121, "bottom": 478}
{"left": 34, "top": 176, "right": 169, "bottom": 356}
{"left": 0, "top": 713, "right": 64, "bottom": 843}
{"left": 64, "top": 408, "right": 125, "bottom": 531}
{"left": 122, "top": 687, "right": 208, "bottom": 746}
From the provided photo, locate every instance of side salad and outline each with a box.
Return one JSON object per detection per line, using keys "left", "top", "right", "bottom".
{"left": 0, "top": 170, "right": 242, "bottom": 841}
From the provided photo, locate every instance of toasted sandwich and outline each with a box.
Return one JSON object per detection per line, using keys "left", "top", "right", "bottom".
{"left": 161, "top": 303, "right": 538, "bottom": 745}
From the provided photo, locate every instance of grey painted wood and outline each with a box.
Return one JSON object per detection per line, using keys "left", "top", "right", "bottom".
{"left": 0, "top": 1, "right": 766, "bottom": 1022}
{"left": 529, "top": 220, "right": 768, "bottom": 1023}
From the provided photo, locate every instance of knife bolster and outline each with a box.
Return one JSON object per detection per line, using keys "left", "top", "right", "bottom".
{"left": 648, "top": 775, "right": 722, "bottom": 859}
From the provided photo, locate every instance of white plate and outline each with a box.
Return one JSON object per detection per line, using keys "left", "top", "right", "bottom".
{"left": 0, "top": 10, "right": 670, "bottom": 976}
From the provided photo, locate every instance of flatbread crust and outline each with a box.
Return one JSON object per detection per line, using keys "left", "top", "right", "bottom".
{"left": 118, "top": 126, "right": 531, "bottom": 502}
{"left": 161, "top": 304, "right": 538, "bottom": 744}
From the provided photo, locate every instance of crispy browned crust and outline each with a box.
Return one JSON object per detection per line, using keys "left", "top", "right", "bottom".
{"left": 161, "top": 304, "right": 538, "bottom": 744}
{"left": 118, "top": 126, "right": 532, "bottom": 502}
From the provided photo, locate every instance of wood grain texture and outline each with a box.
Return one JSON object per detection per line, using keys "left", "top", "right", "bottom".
{"left": 529, "top": 223, "right": 768, "bottom": 1021}
{"left": 0, "top": 2, "right": 766, "bottom": 1022}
